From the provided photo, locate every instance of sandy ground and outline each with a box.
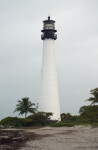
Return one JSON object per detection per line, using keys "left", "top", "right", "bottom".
{"left": 20, "top": 126, "right": 98, "bottom": 150}
{"left": 0, "top": 126, "right": 98, "bottom": 150}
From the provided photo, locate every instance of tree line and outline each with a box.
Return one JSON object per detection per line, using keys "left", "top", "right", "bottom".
{"left": 0, "top": 88, "right": 98, "bottom": 127}
{"left": 13, "top": 88, "right": 98, "bottom": 118}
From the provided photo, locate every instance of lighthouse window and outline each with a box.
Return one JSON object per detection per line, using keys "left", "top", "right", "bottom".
{"left": 44, "top": 24, "right": 54, "bottom": 29}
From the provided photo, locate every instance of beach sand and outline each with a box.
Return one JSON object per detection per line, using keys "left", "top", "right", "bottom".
{"left": 0, "top": 126, "right": 98, "bottom": 150}
{"left": 21, "top": 126, "right": 98, "bottom": 150}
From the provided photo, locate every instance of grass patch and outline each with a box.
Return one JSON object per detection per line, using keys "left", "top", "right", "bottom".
{"left": 50, "top": 122, "right": 75, "bottom": 127}
{"left": 91, "top": 123, "right": 98, "bottom": 127}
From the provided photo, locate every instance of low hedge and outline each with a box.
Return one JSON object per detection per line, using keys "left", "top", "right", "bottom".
{"left": 0, "top": 117, "right": 23, "bottom": 127}
{"left": 50, "top": 122, "right": 75, "bottom": 127}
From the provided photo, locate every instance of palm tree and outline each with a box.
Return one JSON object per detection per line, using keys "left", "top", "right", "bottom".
{"left": 14, "top": 97, "right": 37, "bottom": 118}
{"left": 86, "top": 88, "right": 98, "bottom": 105}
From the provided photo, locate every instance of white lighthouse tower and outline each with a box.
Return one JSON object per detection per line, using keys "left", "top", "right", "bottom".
{"left": 39, "top": 16, "right": 60, "bottom": 120}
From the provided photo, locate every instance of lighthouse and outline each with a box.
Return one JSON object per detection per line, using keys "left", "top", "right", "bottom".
{"left": 39, "top": 16, "right": 60, "bottom": 120}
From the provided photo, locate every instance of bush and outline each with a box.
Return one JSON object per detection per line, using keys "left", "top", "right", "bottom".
{"left": 78, "top": 105, "right": 98, "bottom": 123}
{"left": 50, "top": 122, "right": 75, "bottom": 127}
{"left": 0, "top": 117, "right": 34, "bottom": 127}
{"left": 61, "top": 113, "right": 78, "bottom": 122}
{"left": 91, "top": 123, "right": 98, "bottom": 127}
{"left": 27, "top": 112, "right": 53, "bottom": 126}
{"left": 20, "top": 118, "right": 32, "bottom": 127}
{"left": 0, "top": 117, "right": 23, "bottom": 127}
{"left": 0, "top": 112, "right": 53, "bottom": 127}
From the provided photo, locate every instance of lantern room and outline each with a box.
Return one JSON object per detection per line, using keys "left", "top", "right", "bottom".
{"left": 41, "top": 16, "right": 57, "bottom": 40}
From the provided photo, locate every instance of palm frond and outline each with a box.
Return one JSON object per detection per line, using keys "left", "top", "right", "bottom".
{"left": 14, "top": 97, "right": 36, "bottom": 117}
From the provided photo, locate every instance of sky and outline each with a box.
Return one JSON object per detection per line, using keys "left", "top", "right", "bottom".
{"left": 0, "top": 0, "right": 98, "bottom": 120}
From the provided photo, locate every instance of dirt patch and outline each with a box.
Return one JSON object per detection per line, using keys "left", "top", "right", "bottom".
{"left": 0, "top": 129, "right": 50, "bottom": 150}
{"left": 1, "top": 127, "right": 98, "bottom": 150}
{"left": 22, "top": 126, "right": 43, "bottom": 129}
{"left": 57, "top": 130, "right": 77, "bottom": 135}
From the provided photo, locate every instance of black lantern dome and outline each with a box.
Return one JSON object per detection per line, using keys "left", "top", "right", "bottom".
{"left": 41, "top": 16, "right": 57, "bottom": 40}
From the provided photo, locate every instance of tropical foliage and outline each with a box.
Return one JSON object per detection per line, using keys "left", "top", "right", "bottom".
{"left": 1, "top": 88, "right": 98, "bottom": 127}
{"left": 27, "top": 112, "right": 53, "bottom": 126}
{"left": 86, "top": 88, "right": 98, "bottom": 105}
{"left": 14, "top": 97, "right": 36, "bottom": 118}
{"left": 61, "top": 113, "right": 77, "bottom": 122}
{"left": 0, "top": 117, "right": 23, "bottom": 127}
{"left": 0, "top": 112, "right": 53, "bottom": 127}
{"left": 78, "top": 105, "right": 98, "bottom": 123}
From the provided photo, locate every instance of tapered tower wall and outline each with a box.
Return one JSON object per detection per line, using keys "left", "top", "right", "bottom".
{"left": 39, "top": 17, "right": 60, "bottom": 120}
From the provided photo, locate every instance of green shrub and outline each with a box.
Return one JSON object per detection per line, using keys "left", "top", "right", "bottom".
{"left": 0, "top": 117, "right": 23, "bottom": 127}
{"left": 50, "top": 122, "right": 75, "bottom": 127}
{"left": 0, "top": 117, "right": 34, "bottom": 127}
{"left": 27, "top": 112, "right": 53, "bottom": 126}
{"left": 91, "top": 123, "right": 98, "bottom": 127}
{"left": 78, "top": 105, "right": 98, "bottom": 123}
{"left": 0, "top": 112, "right": 53, "bottom": 127}
{"left": 61, "top": 113, "right": 78, "bottom": 122}
{"left": 20, "top": 118, "right": 32, "bottom": 127}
